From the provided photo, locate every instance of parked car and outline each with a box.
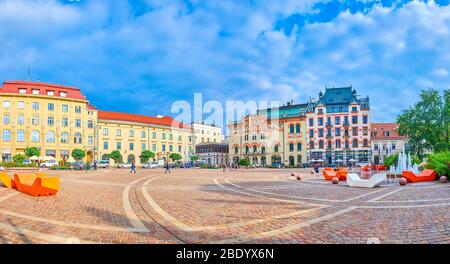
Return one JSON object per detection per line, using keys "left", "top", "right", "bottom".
{"left": 142, "top": 162, "right": 158, "bottom": 169}
{"left": 96, "top": 160, "right": 110, "bottom": 168}
{"left": 23, "top": 160, "right": 33, "bottom": 165}
{"left": 40, "top": 160, "right": 58, "bottom": 168}
{"left": 118, "top": 162, "right": 133, "bottom": 169}
{"left": 69, "top": 161, "right": 86, "bottom": 170}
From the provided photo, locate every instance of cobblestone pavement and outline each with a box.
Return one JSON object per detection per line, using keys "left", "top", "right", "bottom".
{"left": 0, "top": 168, "right": 449, "bottom": 244}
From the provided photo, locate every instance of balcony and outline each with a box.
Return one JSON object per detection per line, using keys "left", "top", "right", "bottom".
{"left": 343, "top": 121, "right": 350, "bottom": 128}
{"left": 325, "top": 122, "right": 333, "bottom": 129}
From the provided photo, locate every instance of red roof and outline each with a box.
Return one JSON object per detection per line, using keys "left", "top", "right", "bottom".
{"left": 371, "top": 123, "right": 406, "bottom": 140}
{"left": 0, "top": 80, "right": 87, "bottom": 100}
{"left": 98, "top": 110, "right": 188, "bottom": 129}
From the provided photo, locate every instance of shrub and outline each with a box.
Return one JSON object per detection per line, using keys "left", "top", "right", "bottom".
{"left": 238, "top": 157, "right": 250, "bottom": 167}
{"left": 24, "top": 147, "right": 40, "bottom": 157}
{"left": 425, "top": 151, "right": 450, "bottom": 179}
{"left": 51, "top": 166, "right": 71, "bottom": 170}
{"left": 71, "top": 149, "right": 86, "bottom": 161}
{"left": 383, "top": 154, "right": 399, "bottom": 168}
{"left": 0, "top": 162, "right": 35, "bottom": 168}
{"left": 12, "top": 154, "right": 26, "bottom": 163}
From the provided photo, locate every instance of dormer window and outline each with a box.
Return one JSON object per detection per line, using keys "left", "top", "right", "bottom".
{"left": 60, "top": 91, "right": 67, "bottom": 97}
{"left": 47, "top": 90, "right": 54, "bottom": 96}
{"left": 32, "top": 89, "right": 40, "bottom": 95}
{"left": 19, "top": 88, "right": 27, "bottom": 94}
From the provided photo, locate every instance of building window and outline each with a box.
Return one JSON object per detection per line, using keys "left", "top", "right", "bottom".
{"left": 162, "top": 133, "right": 166, "bottom": 140}
{"left": 352, "top": 127, "right": 357, "bottom": 136}
{"left": 391, "top": 142, "right": 396, "bottom": 150}
{"left": 352, "top": 139, "right": 358, "bottom": 148}
{"left": 75, "top": 119, "right": 81, "bottom": 128}
{"left": 309, "top": 129, "right": 314, "bottom": 138}
{"left": 116, "top": 142, "right": 121, "bottom": 150}
{"left": 32, "top": 89, "right": 39, "bottom": 95}
{"left": 234, "top": 146, "right": 238, "bottom": 154}
{"left": 309, "top": 118, "right": 313, "bottom": 126}
{"left": 178, "top": 145, "right": 182, "bottom": 152}
{"left": 289, "top": 124, "right": 294, "bottom": 134}
{"left": 318, "top": 129, "right": 323, "bottom": 137}
{"left": 17, "top": 101, "right": 24, "bottom": 109}
{"left": 296, "top": 124, "right": 301, "bottom": 133}
{"left": 48, "top": 116, "right": 54, "bottom": 126}
{"left": 178, "top": 135, "right": 182, "bottom": 141}
{"left": 336, "top": 140, "right": 341, "bottom": 148}
{"left": 245, "top": 146, "right": 249, "bottom": 154}
{"left": 3, "top": 114, "right": 10, "bottom": 125}
{"left": 335, "top": 116, "right": 340, "bottom": 125}
{"left": 2, "top": 129, "right": 11, "bottom": 142}
{"left": 3, "top": 101, "right": 10, "bottom": 108}
{"left": 32, "top": 115, "right": 39, "bottom": 125}
{"left": 88, "top": 136, "right": 93, "bottom": 145}
{"left": 352, "top": 116, "right": 358, "bottom": 124}
{"left": 289, "top": 143, "right": 294, "bottom": 152}
{"left": 103, "top": 141, "right": 109, "bottom": 150}
{"left": 142, "top": 143, "right": 146, "bottom": 150}
{"left": 87, "top": 120, "right": 93, "bottom": 129}
{"left": 309, "top": 141, "right": 314, "bottom": 149}
{"left": 152, "top": 144, "right": 156, "bottom": 151}
{"left": 47, "top": 90, "right": 54, "bottom": 96}
{"left": 19, "top": 88, "right": 26, "bottom": 94}
{"left": 46, "top": 131, "right": 56, "bottom": 143}
{"left": 374, "top": 144, "right": 379, "bottom": 150}
{"left": 352, "top": 106, "right": 357, "bottom": 112}
{"left": 162, "top": 144, "right": 166, "bottom": 152}
{"left": 60, "top": 91, "right": 67, "bottom": 97}
{"left": 297, "top": 143, "right": 302, "bottom": 151}
{"left": 274, "top": 144, "right": 279, "bottom": 152}
{"left": 318, "top": 140, "right": 324, "bottom": 149}
{"left": 152, "top": 132, "right": 157, "bottom": 139}
{"left": 61, "top": 132, "right": 69, "bottom": 143}
{"left": 17, "top": 130, "right": 25, "bottom": 142}
{"left": 116, "top": 129, "right": 121, "bottom": 136}
{"left": 261, "top": 146, "right": 266, "bottom": 154}
{"left": 169, "top": 133, "right": 173, "bottom": 140}
{"left": 62, "top": 104, "right": 68, "bottom": 112}
{"left": 31, "top": 130, "right": 40, "bottom": 142}
{"left": 74, "top": 132, "right": 82, "bottom": 144}
{"left": 48, "top": 103, "right": 54, "bottom": 111}
{"left": 364, "top": 139, "right": 369, "bottom": 147}
{"left": 363, "top": 127, "right": 368, "bottom": 136}
{"left": 384, "top": 131, "right": 390, "bottom": 137}
{"left": 75, "top": 106, "right": 81, "bottom": 113}
{"left": 103, "top": 128, "right": 108, "bottom": 136}
{"left": 345, "top": 140, "right": 349, "bottom": 148}
{"left": 130, "top": 143, "right": 134, "bottom": 151}
{"left": 318, "top": 118, "right": 323, "bottom": 126}
{"left": 32, "top": 102, "right": 39, "bottom": 110}
{"left": 141, "top": 131, "right": 146, "bottom": 138}
{"left": 363, "top": 115, "right": 368, "bottom": 124}
{"left": 18, "top": 114, "right": 24, "bottom": 125}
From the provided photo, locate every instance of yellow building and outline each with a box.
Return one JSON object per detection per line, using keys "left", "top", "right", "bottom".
{"left": 97, "top": 111, "right": 194, "bottom": 165}
{"left": 0, "top": 81, "right": 97, "bottom": 162}
{"left": 227, "top": 102, "right": 307, "bottom": 167}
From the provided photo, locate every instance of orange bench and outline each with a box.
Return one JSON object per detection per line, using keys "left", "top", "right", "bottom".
{"left": 0, "top": 172, "right": 16, "bottom": 189}
{"left": 375, "top": 165, "right": 387, "bottom": 171}
{"left": 13, "top": 173, "right": 59, "bottom": 196}
{"left": 323, "top": 168, "right": 348, "bottom": 181}
{"left": 402, "top": 169, "right": 437, "bottom": 183}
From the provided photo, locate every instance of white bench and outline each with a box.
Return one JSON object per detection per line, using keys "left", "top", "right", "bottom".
{"left": 346, "top": 173, "right": 386, "bottom": 188}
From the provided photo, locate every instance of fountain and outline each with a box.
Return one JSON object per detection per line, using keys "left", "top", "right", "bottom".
{"left": 386, "top": 151, "right": 419, "bottom": 185}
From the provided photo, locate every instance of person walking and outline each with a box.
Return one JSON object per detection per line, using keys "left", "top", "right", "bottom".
{"left": 130, "top": 162, "right": 137, "bottom": 173}
{"left": 165, "top": 162, "right": 171, "bottom": 174}
{"left": 222, "top": 163, "right": 226, "bottom": 172}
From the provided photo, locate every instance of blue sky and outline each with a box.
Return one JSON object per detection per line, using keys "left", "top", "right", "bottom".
{"left": 0, "top": 0, "right": 449, "bottom": 126}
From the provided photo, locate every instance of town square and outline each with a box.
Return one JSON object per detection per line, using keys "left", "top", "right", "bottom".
{"left": 0, "top": 0, "right": 449, "bottom": 248}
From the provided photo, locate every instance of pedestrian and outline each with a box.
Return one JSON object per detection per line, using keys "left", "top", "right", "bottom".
{"left": 165, "top": 162, "right": 171, "bottom": 174}
{"left": 93, "top": 161, "right": 97, "bottom": 171}
{"left": 130, "top": 162, "right": 136, "bottom": 173}
{"left": 222, "top": 163, "right": 226, "bottom": 172}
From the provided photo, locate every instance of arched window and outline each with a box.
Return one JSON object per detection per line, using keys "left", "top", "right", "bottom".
{"left": 31, "top": 130, "right": 40, "bottom": 142}
{"left": 297, "top": 143, "right": 302, "bottom": 151}
{"left": 309, "top": 141, "right": 314, "bottom": 149}
{"left": 363, "top": 139, "right": 368, "bottom": 147}
{"left": 318, "top": 140, "right": 324, "bottom": 149}
{"left": 245, "top": 146, "right": 249, "bottom": 154}
{"left": 274, "top": 144, "right": 279, "bottom": 152}
{"left": 16, "top": 130, "right": 25, "bottom": 142}
{"left": 336, "top": 140, "right": 341, "bottom": 148}
{"left": 352, "top": 139, "right": 358, "bottom": 148}
{"left": 61, "top": 132, "right": 69, "bottom": 143}
{"left": 253, "top": 145, "right": 257, "bottom": 153}
{"left": 234, "top": 146, "right": 238, "bottom": 154}
{"left": 46, "top": 131, "right": 56, "bottom": 143}
{"left": 295, "top": 124, "right": 300, "bottom": 133}
{"left": 261, "top": 146, "right": 266, "bottom": 154}
{"left": 289, "top": 124, "right": 294, "bottom": 134}
{"left": 74, "top": 132, "right": 82, "bottom": 144}
{"left": 289, "top": 143, "right": 294, "bottom": 151}
{"left": 297, "top": 155, "right": 302, "bottom": 164}
{"left": 2, "top": 129, "right": 11, "bottom": 142}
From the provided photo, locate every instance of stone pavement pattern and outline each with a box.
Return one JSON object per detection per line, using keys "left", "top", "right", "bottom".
{"left": 0, "top": 168, "right": 449, "bottom": 244}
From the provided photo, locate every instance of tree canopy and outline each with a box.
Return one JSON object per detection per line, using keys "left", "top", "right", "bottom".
{"left": 109, "top": 150, "right": 123, "bottom": 163}
{"left": 139, "top": 150, "right": 155, "bottom": 163}
{"left": 169, "top": 153, "right": 182, "bottom": 162}
{"left": 397, "top": 88, "right": 449, "bottom": 156}
{"left": 71, "top": 149, "right": 86, "bottom": 161}
{"left": 24, "top": 147, "right": 40, "bottom": 157}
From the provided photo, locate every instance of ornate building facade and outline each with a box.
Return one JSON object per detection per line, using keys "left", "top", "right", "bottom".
{"left": 371, "top": 123, "right": 408, "bottom": 164}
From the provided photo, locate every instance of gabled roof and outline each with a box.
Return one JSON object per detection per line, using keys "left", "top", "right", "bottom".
{"left": 98, "top": 110, "right": 188, "bottom": 129}
{"left": 371, "top": 123, "right": 406, "bottom": 140}
{"left": 321, "top": 86, "right": 356, "bottom": 105}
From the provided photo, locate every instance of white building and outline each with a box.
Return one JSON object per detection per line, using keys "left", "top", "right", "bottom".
{"left": 195, "top": 143, "right": 229, "bottom": 166}
{"left": 371, "top": 123, "right": 408, "bottom": 164}
{"left": 191, "top": 122, "right": 223, "bottom": 145}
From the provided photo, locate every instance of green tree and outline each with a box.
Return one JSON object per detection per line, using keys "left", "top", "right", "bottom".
{"left": 190, "top": 155, "right": 199, "bottom": 162}
{"left": 238, "top": 157, "right": 250, "bottom": 167}
{"left": 71, "top": 149, "right": 86, "bottom": 161}
{"left": 109, "top": 150, "right": 123, "bottom": 163}
{"left": 397, "top": 88, "right": 450, "bottom": 157}
{"left": 12, "top": 154, "right": 26, "bottom": 164}
{"left": 383, "top": 154, "right": 399, "bottom": 168}
{"left": 24, "top": 147, "right": 40, "bottom": 157}
{"left": 425, "top": 151, "right": 450, "bottom": 178}
{"left": 139, "top": 150, "right": 155, "bottom": 163}
{"left": 169, "top": 153, "right": 182, "bottom": 162}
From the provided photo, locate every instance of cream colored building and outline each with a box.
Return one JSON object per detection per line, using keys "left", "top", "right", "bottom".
{"left": 371, "top": 123, "right": 408, "bottom": 164}
{"left": 0, "top": 81, "right": 97, "bottom": 162}
{"left": 227, "top": 102, "right": 308, "bottom": 167}
{"left": 98, "top": 111, "right": 194, "bottom": 165}
{"left": 191, "top": 122, "right": 222, "bottom": 145}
